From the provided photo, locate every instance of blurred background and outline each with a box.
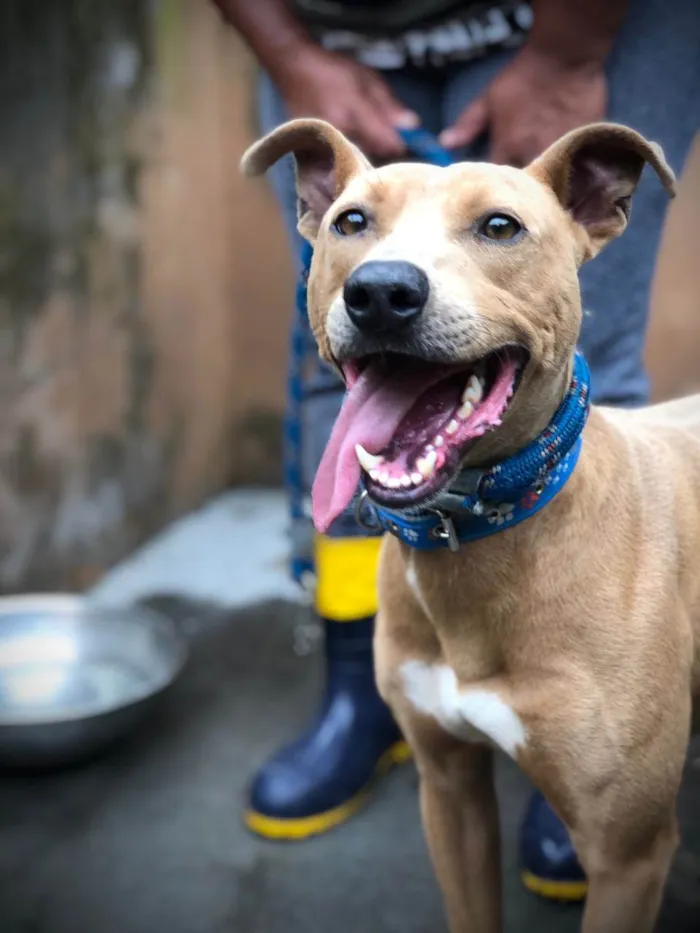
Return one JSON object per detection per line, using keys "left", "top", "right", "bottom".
{"left": 1, "top": 3, "right": 700, "bottom": 933}
{"left": 1, "top": 0, "right": 698, "bottom": 594}
{"left": 1, "top": 0, "right": 296, "bottom": 593}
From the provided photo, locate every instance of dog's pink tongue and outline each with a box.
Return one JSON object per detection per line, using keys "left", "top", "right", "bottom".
{"left": 312, "top": 361, "right": 445, "bottom": 532}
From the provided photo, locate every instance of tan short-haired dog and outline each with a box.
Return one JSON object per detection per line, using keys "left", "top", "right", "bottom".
{"left": 242, "top": 118, "right": 699, "bottom": 933}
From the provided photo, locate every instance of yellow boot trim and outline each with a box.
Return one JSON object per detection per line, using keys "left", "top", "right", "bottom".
{"left": 244, "top": 739, "right": 411, "bottom": 841}
{"left": 314, "top": 534, "right": 382, "bottom": 621}
{"left": 521, "top": 870, "right": 588, "bottom": 902}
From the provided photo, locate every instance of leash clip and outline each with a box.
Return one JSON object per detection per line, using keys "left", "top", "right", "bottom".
{"left": 430, "top": 511, "right": 460, "bottom": 552}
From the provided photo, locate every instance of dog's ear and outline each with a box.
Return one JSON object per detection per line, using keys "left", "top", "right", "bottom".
{"left": 528, "top": 122, "right": 676, "bottom": 262}
{"left": 241, "top": 118, "right": 371, "bottom": 242}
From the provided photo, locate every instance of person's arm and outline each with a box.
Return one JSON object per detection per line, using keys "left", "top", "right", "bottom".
{"left": 211, "top": 0, "right": 312, "bottom": 85}
{"left": 211, "top": 0, "right": 418, "bottom": 159}
{"left": 440, "top": 0, "right": 630, "bottom": 165}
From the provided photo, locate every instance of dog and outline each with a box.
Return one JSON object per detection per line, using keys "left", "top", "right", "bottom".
{"left": 242, "top": 117, "right": 700, "bottom": 933}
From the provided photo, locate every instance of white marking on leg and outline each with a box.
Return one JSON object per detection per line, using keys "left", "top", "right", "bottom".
{"left": 400, "top": 660, "right": 526, "bottom": 758}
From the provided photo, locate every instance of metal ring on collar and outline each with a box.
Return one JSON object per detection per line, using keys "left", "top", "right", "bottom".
{"left": 354, "top": 489, "right": 382, "bottom": 533}
{"left": 427, "top": 512, "right": 460, "bottom": 552}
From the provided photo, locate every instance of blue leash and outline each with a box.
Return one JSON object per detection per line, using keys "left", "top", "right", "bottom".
{"left": 284, "top": 129, "right": 454, "bottom": 586}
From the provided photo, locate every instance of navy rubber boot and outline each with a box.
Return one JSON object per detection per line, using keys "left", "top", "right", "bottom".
{"left": 520, "top": 790, "right": 588, "bottom": 901}
{"left": 244, "top": 617, "right": 410, "bottom": 840}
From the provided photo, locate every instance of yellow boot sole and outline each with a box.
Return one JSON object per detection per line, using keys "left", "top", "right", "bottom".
{"left": 244, "top": 739, "right": 412, "bottom": 841}
{"left": 521, "top": 870, "right": 588, "bottom": 902}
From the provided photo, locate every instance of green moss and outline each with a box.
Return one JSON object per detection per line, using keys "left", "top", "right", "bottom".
{"left": 228, "top": 409, "right": 284, "bottom": 486}
{"left": 0, "top": 180, "right": 52, "bottom": 336}
{"left": 155, "top": 0, "right": 185, "bottom": 102}
{"left": 0, "top": 0, "right": 153, "bottom": 349}
{"left": 4, "top": 425, "right": 58, "bottom": 496}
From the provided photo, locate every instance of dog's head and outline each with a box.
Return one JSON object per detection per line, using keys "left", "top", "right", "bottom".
{"left": 242, "top": 120, "right": 674, "bottom": 532}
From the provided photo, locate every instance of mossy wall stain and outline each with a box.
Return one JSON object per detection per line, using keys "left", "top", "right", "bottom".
{"left": 0, "top": 0, "right": 171, "bottom": 591}
{"left": 0, "top": 0, "right": 308, "bottom": 592}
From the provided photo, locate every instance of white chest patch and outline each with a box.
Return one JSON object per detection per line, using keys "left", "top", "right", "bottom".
{"left": 400, "top": 661, "right": 526, "bottom": 759}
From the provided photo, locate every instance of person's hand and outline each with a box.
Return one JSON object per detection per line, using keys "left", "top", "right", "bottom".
{"left": 271, "top": 45, "right": 419, "bottom": 160}
{"left": 439, "top": 45, "right": 607, "bottom": 166}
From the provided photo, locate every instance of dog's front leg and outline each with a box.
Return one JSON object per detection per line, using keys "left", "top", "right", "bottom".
{"left": 375, "top": 541, "right": 501, "bottom": 932}
{"left": 412, "top": 728, "right": 501, "bottom": 933}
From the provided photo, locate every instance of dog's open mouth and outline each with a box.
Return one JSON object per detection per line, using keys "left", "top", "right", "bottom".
{"left": 312, "top": 347, "right": 527, "bottom": 532}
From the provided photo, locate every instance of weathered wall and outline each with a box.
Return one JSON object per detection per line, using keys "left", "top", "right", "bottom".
{"left": 0, "top": 0, "right": 291, "bottom": 591}
{"left": 0, "top": 0, "right": 698, "bottom": 592}
{"left": 0, "top": 1, "right": 158, "bottom": 590}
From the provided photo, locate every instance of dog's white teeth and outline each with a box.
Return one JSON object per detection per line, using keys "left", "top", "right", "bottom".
{"left": 462, "top": 375, "right": 483, "bottom": 405}
{"left": 434, "top": 435, "right": 444, "bottom": 448}
{"left": 355, "top": 444, "right": 383, "bottom": 472}
{"left": 457, "top": 400, "right": 474, "bottom": 420}
{"left": 379, "top": 471, "right": 390, "bottom": 487}
{"left": 411, "top": 471, "right": 423, "bottom": 485}
{"left": 416, "top": 450, "right": 437, "bottom": 479}
{"left": 445, "top": 419, "right": 459, "bottom": 435}
{"left": 369, "top": 469, "right": 380, "bottom": 481}
{"left": 399, "top": 474, "right": 413, "bottom": 488}
{"left": 387, "top": 477, "right": 401, "bottom": 489}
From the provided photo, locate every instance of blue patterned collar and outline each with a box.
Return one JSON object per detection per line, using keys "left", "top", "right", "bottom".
{"left": 355, "top": 352, "right": 591, "bottom": 551}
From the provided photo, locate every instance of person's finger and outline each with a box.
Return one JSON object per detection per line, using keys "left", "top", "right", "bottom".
{"left": 439, "top": 96, "right": 489, "bottom": 149}
{"left": 366, "top": 78, "right": 420, "bottom": 130}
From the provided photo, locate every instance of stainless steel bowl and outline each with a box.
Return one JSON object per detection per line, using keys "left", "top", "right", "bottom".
{"left": 0, "top": 594, "right": 188, "bottom": 769}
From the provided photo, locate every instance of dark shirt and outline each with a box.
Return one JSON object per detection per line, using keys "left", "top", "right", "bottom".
{"left": 290, "top": 1, "right": 517, "bottom": 34}
{"left": 289, "top": 1, "right": 533, "bottom": 69}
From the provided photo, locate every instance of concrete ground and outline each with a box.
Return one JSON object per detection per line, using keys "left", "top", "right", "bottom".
{"left": 1, "top": 491, "right": 699, "bottom": 933}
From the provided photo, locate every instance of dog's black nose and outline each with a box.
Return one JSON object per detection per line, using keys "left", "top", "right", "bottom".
{"left": 343, "top": 261, "right": 429, "bottom": 335}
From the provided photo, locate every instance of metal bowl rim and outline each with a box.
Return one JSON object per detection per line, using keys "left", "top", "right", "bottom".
{"left": 0, "top": 594, "right": 188, "bottom": 727}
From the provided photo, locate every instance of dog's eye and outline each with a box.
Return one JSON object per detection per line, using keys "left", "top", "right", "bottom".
{"left": 479, "top": 214, "right": 522, "bottom": 241}
{"left": 333, "top": 209, "right": 368, "bottom": 236}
